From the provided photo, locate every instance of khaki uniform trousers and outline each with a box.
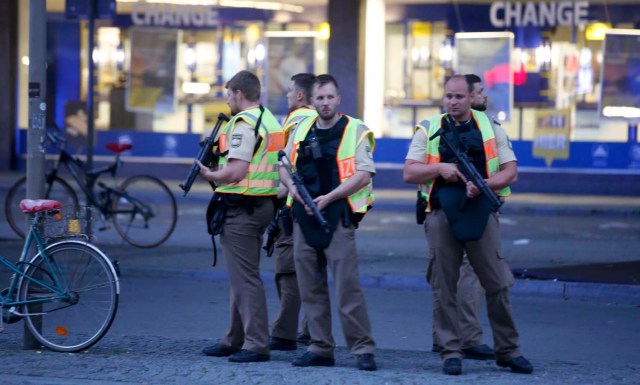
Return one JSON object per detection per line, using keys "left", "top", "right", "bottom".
{"left": 426, "top": 209, "right": 521, "bottom": 361}
{"left": 271, "top": 216, "right": 308, "bottom": 340}
{"left": 219, "top": 199, "right": 274, "bottom": 355}
{"left": 293, "top": 221, "right": 376, "bottom": 358}
{"left": 431, "top": 255, "right": 485, "bottom": 349}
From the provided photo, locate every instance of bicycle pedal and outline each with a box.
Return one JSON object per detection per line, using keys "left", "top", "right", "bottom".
{"left": 99, "top": 225, "right": 111, "bottom": 231}
{"left": 2, "top": 309, "right": 23, "bottom": 324}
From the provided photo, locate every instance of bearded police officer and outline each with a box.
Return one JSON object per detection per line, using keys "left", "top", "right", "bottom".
{"left": 404, "top": 74, "right": 532, "bottom": 375}
{"left": 197, "top": 70, "right": 284, "bottom": 363}
{"left": 279, "top": 74, "right": 377, "bottom": 371}
{"left": 269, "top": 73, "right": 317, "bottom": 351}
{"left": 431, "top": 74, "right": 495, "bottom": 360}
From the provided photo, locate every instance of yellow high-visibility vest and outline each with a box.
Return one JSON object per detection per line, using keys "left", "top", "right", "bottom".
{"left": 288, "top": 115, "right": 375, "bottom": 213}
{"left": 282, "top": 106, "right": 317, "bottom": 143}
{"left": 416, "top": 110, "right": 510, "bottom": 212}
{"left": 216, "top": 106, "right": 284, "bottom": 196}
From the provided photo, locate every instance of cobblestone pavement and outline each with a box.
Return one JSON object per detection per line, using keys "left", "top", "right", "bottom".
{"left": 1, "top": 332, "right": 639, "bottom": 385}
{"left": 1, "top": 276, "right": 639, "bottom": 385}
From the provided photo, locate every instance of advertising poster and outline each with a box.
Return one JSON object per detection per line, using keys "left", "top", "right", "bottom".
{"left": 127, "top": 28, "right": 180, "bottom": 114}
{"left": 266, "top": 36, "right": 315, "bottom": 116}
{"left": 454, "top": 32, "right": 514, "bottom": 122}
{"left": 598, "top": 29, "right": 640, "bottom": 120}
{"left": 533, "top": 109, "right": 572, "bottom": 167}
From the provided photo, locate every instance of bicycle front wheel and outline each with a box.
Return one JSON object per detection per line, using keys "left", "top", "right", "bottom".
{"left": 112, "top": 175, "right": 177, "bottom": 248}
{"left": 18, "top": 240, "right": 119, "bottom": 352}
{"left": 5, "top": 176, "right": 79, "bottom": 238}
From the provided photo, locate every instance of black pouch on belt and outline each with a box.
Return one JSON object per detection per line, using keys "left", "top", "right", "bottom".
{"left": 205, "top": 193, "right": 227, "bottom": 266}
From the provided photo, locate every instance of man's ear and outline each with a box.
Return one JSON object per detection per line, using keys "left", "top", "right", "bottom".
{"left": 296, "top": 90, "right": 305, "bottom": 102}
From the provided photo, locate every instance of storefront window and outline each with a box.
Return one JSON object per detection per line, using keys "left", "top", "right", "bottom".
{"left": 383, "top": 20, "right": 449, "bottom": 138}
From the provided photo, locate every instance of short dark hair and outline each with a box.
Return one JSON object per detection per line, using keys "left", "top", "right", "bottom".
{"left": 314, "top": 74, "right": 339, "bottom": 92}
{"left": 464, "top": 74, "right": 482, "bottom": 86}
{"left": 291, "top": 73, "right": 316, "bottom": 101}
{"left": 445, "top": 74, "right": 473, "bottom": 93}
{"left": 225, "top": 70, "right": 261, "bottom": 101}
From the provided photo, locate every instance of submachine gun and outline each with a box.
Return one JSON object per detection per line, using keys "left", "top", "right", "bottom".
{"left": 428, "top": 114, "right": 503, "bottom": 212}
{"left": 179, "top": 113, "right": 230, "bottom": 196}
{"left": 278, "top": 150, "right": 330, "bottom": 233}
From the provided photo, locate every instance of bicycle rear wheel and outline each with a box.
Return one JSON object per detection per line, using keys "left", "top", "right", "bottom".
{"left": 18, "top": 240, "right": 119, "bottom": 352}
{"left": 5, "top": 176, "right": 79, "bottom": 238}
{"left": 112, "top": 175, "right": 177, "bottom": 248}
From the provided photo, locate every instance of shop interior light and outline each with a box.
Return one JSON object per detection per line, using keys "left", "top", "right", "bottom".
{"left": 585, "top": 22, "right": 612, "bottom": 41}
{"left": 439, "top": 38, "right": 453, "bottom": 69}
{"left": 184, "top": 44, "right": 197, "bottom": 72}
{"left": 117, "top": 0, "right": 304, "bottom": 13}
{"left": 264, "top": 31, "right": 320, "bottom": 38}
{"left": 254, "top": 43, "right": 265, "bottom": 62}
{"left": 536, "top": 40, "right": 551, "bottom": 71}
{"left": 92, "top": 47, "right": 101, "bottom": 64}
{"left": 602, "top": 106, "right": 640, "bottom": 119}
{"left": 182, "top": 82, "right": 211, "bottom": 94}
{"left": 318, "top": 22, "right": 330, "bottom": 40}
{"left": 21, "top": 56, "right": 29, "bottom": 66}
{"left": 116, "top": 43, "right": 125, "bottom": 71}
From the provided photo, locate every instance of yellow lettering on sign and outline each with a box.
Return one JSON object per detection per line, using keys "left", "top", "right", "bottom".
{"left": 533, "top": 109, "right": 572, "bottom": 166}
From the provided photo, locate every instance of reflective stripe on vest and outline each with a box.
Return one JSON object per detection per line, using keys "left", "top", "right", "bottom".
{"left": 418, "top": 110, "right": 510, "bottom": 212}
{"left": 282, "top": 107, "right": 317, "bottom": 143}
{"left": 217, "top": 107, "right": 283, "bottom": 196}
{"left": 288, "top": 115, "right": 375, "bottom": 213}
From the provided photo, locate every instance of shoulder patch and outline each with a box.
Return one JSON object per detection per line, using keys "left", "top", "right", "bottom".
{"left": 231, "top": 133, "right": 243, "bottom": 148}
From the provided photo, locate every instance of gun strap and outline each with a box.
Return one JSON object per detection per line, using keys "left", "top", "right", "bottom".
{"left": 252, "top": 105, "right": 265, "bottom": 156}
{"left": 211, "top": 234, "right": 218, "bottom": 267}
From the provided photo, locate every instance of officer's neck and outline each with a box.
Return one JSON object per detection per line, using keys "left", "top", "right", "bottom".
{"left": 316, "top": 113, "right": 341, "bottom": 130}
{"left": 452, "top": 111, "right": 472, "bottom": 125}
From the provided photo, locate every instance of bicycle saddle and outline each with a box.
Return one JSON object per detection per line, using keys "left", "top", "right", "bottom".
{"left": 106, "top": 143, "right": 132, "bottom": 154}
{"left": 19, "top": 199, "right": 62, "bottom": 214}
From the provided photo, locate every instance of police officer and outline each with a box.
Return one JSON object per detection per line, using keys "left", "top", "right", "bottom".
{"left": 431, "top": 74, "right": 494, "bottom": 361}
{"left": 269, "top": 73, "right": 317, "bottom": 351}
{"left": 404, "top": 74, "right": 532, "bottom": 375}
{"left": 279, "top": 74, "right": 377, "bottom": 371}
{"left": 197, "top": 70, "right": 284, "bottom": 363}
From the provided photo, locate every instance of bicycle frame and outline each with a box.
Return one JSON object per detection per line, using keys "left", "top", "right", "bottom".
{"left": 46, "top": 135, "right": 155, "bottom": 225}
{"left": 0, "top": 218, "right": 69, "bottom": 310}
{"left": 47, "top": 147, "right": 119, "bottom": 210}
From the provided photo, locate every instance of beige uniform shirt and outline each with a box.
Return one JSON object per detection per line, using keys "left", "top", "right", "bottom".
{"left": 227, "top": 120, "right": 257, "bottom": 162}
{"left": 405, "top": 119, "right": 516, "bottom": 165}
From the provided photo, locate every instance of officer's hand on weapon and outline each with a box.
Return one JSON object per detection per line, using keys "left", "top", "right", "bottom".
{"left": 439, "top": 163, "right": 467, "bottom": 183}
{"left": 313, "top": 194, "right": 332, "bottom": 212}
{"left": 195, "top": 160, "right": 214, "bottom": 181}
{"left": 465, "top": 180, "right": 481, "bottom": 198}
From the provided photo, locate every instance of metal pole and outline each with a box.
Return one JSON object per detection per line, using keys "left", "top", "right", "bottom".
{"left": 86, "top": 0, "right": 96, "bottom": 171}
{"left": 25, "top": 0, "right": 47, "bottom": 350}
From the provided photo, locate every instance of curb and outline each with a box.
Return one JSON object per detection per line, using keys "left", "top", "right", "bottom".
{"left": 120, "top": 267, "right": 640, "bottom": 306}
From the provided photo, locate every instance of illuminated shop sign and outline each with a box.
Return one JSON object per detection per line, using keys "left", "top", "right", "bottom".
{"left": 490, "top": 1, "right": 589, "bottom": 28}
{"left": 131, "top": 2, "right": 219, "bottom": 27}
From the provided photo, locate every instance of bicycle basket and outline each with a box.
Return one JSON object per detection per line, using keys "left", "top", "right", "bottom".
{"left": 36, "top": 206, "right": 96, "bottom": 242}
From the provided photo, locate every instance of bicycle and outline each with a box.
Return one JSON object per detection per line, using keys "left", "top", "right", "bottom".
{"left": 1, "top": 199, "right": 119, "bottom": 352}
{"left": 4, "top": 126, "right": 177, "bottom": 248}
